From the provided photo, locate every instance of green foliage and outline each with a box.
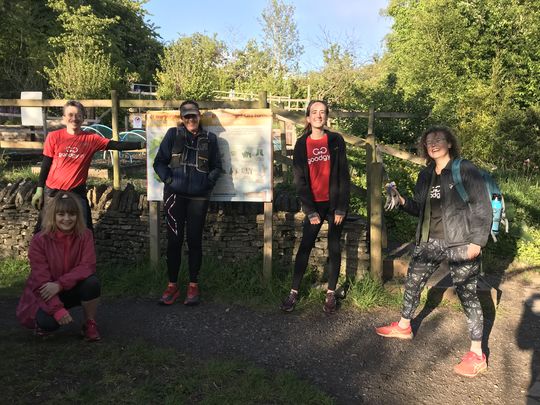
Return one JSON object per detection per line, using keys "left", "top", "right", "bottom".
{"left": 0, "top": 258, "right": 29, "bottom": 298}
{"left": 0, "top": 0, "right": 54, "bottom": 96}
{"left": 0, "top": 167, "right": 38, "bottom": 183}
{"left": 155, "top": 33, "right": 226, "bottom": 100}
{"left": 46, "top": 0, "right": 117, "bottom": 51}
{"left": 0, "top": 331, "right": 333, "bottom": 404}
{"left": 346, "top": 274, "right": 403, "bottom": 310}
{"left": 226, "top": 39, "right": 281, "bottom": 94}
{"left": 260, "top": 0, "right": 303, "bottom": 74}
{"left": 0, "top": 0, "right": 161, "bottom": 98}
{"left": 307, "top": 42, "right": 361, "bottom": 104}
{"left": 44, "top": 46, "right": 120, "bottom": 99}
{"left": 385, "top": 0, "right": 540, "bottom": 167}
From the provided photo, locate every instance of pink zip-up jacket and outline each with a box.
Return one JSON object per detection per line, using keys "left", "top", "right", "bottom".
{"left": 16, "top": 229, "right": 96, "bottom": 328}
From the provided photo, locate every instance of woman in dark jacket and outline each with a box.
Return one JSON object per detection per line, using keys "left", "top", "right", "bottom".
{"left": 153, "top": 100, "right": 222, "bottom": 306}
{"left": 280, "top": 100, "right": 350, "bottom": 314}
{"left": 375, "top": 126, "right": 492, "bottom": 378}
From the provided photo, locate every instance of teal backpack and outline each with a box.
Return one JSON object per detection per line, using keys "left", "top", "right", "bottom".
{"left": 451, "top": 158, "right": 508, "bottom": 242}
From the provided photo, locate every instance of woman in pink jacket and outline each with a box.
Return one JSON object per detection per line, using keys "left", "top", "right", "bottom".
{"left": 16, "top": 191, "right": 101, "bottom": 341}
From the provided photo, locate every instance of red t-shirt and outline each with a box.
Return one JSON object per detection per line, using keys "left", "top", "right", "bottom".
{"left": 43, "top": 128, "right": 110, "bottom": 190}
{"left": 306, "top": 134, "right": 330, "bottom": 202}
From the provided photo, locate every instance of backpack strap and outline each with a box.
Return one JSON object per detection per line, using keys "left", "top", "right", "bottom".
{"left": 451, "top": 157, "right": 469, "bottom": 203}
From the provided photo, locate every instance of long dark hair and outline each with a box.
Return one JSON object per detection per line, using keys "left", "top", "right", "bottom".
{"left": 419, "top": 125, "right": 461, "bottom": 164}
{"left": 302, "top": 100, "right": 329, "bottom": 136}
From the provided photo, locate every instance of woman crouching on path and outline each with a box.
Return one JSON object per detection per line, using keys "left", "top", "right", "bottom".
{"left": 375, "top": 126, "right": 492, "bottom": 377}
{"left": 281, "top": 100, "right": 351, "bottom": 314}
{"left": 17, "top": 192, "right": 102, "bottom": 341}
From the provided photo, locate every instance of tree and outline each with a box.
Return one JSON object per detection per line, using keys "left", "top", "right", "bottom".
{"left": 43, "top": 0, "right": 121, "bottom": 98}
{"left": 0, "top": 0, "right": 56, "bottom": 97}
{"left": 259, "top": 0, "right": 303, "bottom": 75}
{"left": 44, "top": 46, "right": 119, "bottom": 99}
{"left": 45, "top": 0, "right": 162, "bottom": 92}
{"left": 155, "top": 33, "right": 226, "bottom": 100}
{"left": 384, "top": 0, "right": 540, "bottom": 166}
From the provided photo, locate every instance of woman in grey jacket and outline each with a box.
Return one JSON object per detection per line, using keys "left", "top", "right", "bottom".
{"left": 376, "top": 126, "right": 492, "bottom": 378}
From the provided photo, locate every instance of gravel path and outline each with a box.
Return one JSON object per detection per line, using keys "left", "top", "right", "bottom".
{"left": 1, "top": 278, "right": 539, "bottom": 404}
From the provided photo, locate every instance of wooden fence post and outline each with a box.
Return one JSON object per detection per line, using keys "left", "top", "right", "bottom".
{"left": 110, "top": 90, "right": 120, "bottom": 190}
{"left": 149, "top": 200, "right": 160, "bottom": 268}
{"left": 366, "top": 106, "right": 375, "bottom": 219}
{"left": 259, "top": 91, "right": 273, "bottom": 282}
{"left": 369, "top": 162, "right": 384, "bottom": 281}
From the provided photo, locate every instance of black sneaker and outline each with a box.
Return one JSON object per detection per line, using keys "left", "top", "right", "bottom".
{"left": 323, "top": 291, "right": 337, "bottom": 314}
{"left": 280, "top": 290, "right": 298, "bottom": 312}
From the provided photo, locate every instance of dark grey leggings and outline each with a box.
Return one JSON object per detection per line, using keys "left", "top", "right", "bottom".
{"left": 401, "top": 238, "right": 483, "bottom": 341}
{"left": 35, "top": 274, "right": 101, "bottom": 331}
{"left": 292, "top": 201, "right": 344, "bottom": 291}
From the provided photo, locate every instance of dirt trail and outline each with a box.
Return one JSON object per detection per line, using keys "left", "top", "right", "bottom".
{"left": 1, "top": 277, "right": 539, "bottom": 404}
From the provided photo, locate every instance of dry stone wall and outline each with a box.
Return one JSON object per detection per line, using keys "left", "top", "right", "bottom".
{"left": 0, "top": 181, "right": 369, "bottom": 277}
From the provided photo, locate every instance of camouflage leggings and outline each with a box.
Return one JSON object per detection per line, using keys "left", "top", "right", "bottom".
{"left": 401, "top": 238, "right": 483, "bottom": 341}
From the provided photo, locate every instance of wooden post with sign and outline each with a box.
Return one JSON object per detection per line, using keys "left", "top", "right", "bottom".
{"left": 110, "top": 90, "right": 121, "bottom": 190}
{"left": 259, "top": 91, "right": 273, "bottom": 282}
{"left": 149, "top": 200, "right": 160, "bottom": 267}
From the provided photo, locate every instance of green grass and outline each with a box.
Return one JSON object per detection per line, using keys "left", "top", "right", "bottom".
{"left": 0, "top": 258, "right": 29, "bottom": 298}
{"left": 1, "top": 255, "right": 399, "bottom": 313}
{"left": 0, "top": 166, "right": 38, "bottom": 183}
{"left": 0, "top": 329, "right": 333, "bottom": 404}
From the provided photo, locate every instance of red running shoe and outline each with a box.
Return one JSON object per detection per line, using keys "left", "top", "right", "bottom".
{"left": 375, "top": 322, "right": 413, "bottom": 340}
{"left": 454, "top": 351, "right": 487, "bottom": 377}
{"left": 82, "top": 319, "right": 101, "bottom": 342}
{"left": 184, "top": 283, "right": 200, "bottom": 306}
{"left": 159, "top": 283, "right": 180, "bottom": 305}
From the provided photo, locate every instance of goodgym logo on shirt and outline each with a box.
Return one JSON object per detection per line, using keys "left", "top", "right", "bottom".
{"left": 58, "top": 146, "right": 83, "bottom": 159}
{"left": 308, "top": 146, "right": 330, "bottom": 164}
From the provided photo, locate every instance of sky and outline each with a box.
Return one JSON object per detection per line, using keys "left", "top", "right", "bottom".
{"left": 144, "top": 0, "right": 393, "bottom": 72}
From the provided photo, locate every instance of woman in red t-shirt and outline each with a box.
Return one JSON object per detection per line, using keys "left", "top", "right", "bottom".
{"left": 280, "top": 100, "right": 351, "bottom": 314}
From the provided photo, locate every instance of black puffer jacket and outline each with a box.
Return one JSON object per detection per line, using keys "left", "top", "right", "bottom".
{"left": 293, "top": 130, "right": 350, "bottom": 217}
{"left": 402, "top": 158, "right": 492, "bottom": 247}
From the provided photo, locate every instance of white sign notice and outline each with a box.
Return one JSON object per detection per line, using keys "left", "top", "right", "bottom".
{"left": 146, "top": 109, "right": 273, "bottom": 202}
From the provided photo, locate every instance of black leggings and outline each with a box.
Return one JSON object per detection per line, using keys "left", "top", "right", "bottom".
{"left": 292, "top": 201, "right": 344, "bottom": 291}
{"left": 35, "top": 274, "right": 101, "bottom": 332}
{"left": 164, "top": 192, "right": 209, "bottom": 284}
{"left": 401, "top": 238, "right": 483, "bottom": 341}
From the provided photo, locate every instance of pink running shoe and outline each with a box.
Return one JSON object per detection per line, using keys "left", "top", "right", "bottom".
{"left": 454, "top": 352, "right": 487, "bottom": 377}
{"left": 375, "top": 322, "right": 413, "bottom": 340}
{"left": 159, "top": 283, "right": 180, "bottom": 305}
{"left": 184, "top": 283, "right": 200, "bottom": 306}
{"left": 82, "top": 319, "right": 101, "bottom": 342}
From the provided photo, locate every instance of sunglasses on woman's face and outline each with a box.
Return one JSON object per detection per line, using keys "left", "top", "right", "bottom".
{"left": 424, "top": 137, "right": 447, "bottom": 147}
{"left": 183, "top": 114, "right": 199, "bottom": 120}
